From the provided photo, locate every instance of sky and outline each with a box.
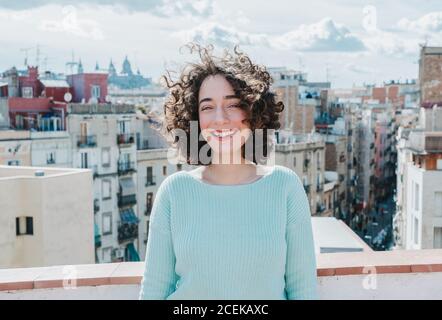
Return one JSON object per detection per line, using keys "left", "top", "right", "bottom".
{"left": 1, "top": 0, "right": 442, "bottom": 88}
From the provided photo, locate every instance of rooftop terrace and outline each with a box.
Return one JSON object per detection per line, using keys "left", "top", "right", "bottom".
{"left": 1, "top": 250, "right": 441, "bottom": 299}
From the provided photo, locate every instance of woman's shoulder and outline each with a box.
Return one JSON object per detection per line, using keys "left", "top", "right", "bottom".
{"left": 160, "top": 169, "right": 189, "bottom": 185}
{"left": 269, "top": 165, "right": 304, "bottom": 189}
{"left": 271, "top": 165, "right": 302, "bottom": 180}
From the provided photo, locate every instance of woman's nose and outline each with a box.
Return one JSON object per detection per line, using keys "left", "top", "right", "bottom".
{"left": 213, "top": 106, "right": 228, "bottom": 124}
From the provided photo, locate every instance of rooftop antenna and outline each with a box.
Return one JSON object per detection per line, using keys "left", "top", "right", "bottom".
{"left": 20, "top": 47, "right": 33, "bottom": 67}
{"left": 42, "top": 56, "right": 52, "bottom": 73}
{"left": 36, "top": 44, "right": 41, "bottom": 69}
{"left": 65, "top": 50, "right": 78, "bottom": 75}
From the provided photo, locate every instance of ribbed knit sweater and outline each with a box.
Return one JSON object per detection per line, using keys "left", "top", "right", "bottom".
{"left": 139, "top": 165, "right": 318, "bottom": 300}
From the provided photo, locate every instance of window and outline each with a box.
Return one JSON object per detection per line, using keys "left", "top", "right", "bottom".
{"left": 8, "top": 160, "right": 20, "bottom": 166}
{"left": 436, "top": 193, "right": 442, "bottom": 217}
{"left": 46, "top": 152, "right": 56, "bottom": 164}
{"left": 15, "top": 115, "right": 24, "bottom": 129}
{"left": 102, "top": 180, "right": 111, "bottom": 200}
{"left": 414, "top": 217, "right": 419, "bottom": 245}
{"left": 80, "top": 122, "right": 88, "bottom": 137}
{"left": 102, "top": 247, "right": 112, "bottom": 263}
{"left": 414, "top": 182, "right": 420, "bottom": 211}
{"left": 91, "top": 85, "right": 101, "bottom": 99}
{"left": 118, "top": 121, "right": 130, "bottom": 135}
{"left": 163, "top": 166, "right": 167, "bottom": 176}
{"left": 22, "top": 87, "right": 33, "bottom": 98}
{"left": 146, "top": 167, "right": 155, "bottom": 186}
{"left": 103, "top": 120, "right": 109, "bottom": 135}
{"left": 176, "top": 164, "right": 182, "bottom": 171}
{"left": 339, "top": 153, "right": 346, "bottom": 163}
{"left": 102, "top": 212, "right": 112, "bottom": 235}
{"left": 303, "top": 158, "right": 310, "bottom": 173}
{"left": 293, "top": 156, "right": 296, "bottom": 168}
{"left": 102, "top": 148, "right": 110, "bottom": 167}
{"left": 16, "top": 216, "right": 33, "bottom": 236}
{"left": 146, "top": 192, "right": 153, "bottom": 215}
{"left": 80, "top": 152, "right": 88, "bottom": 169}
{"left": 434, "top": 227, "right": 442, "bottom": 249}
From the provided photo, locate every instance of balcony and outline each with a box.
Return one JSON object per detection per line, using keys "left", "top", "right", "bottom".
{"left": 117, "top": 194, "right": 136, "bottom": 207}
{"left": 94, "top": 199, "right": 100, "bottom": 213}
{"left": 94, "top": 223, "right": 101, "bottom": 248}
{"left": 118, "top": 222, "right": 138, "bottom": 244}
{"left": 118, "top": 161, "right": 136, "bottom": 176}
{"left": 117, "top": 133, "right": 135, "bottom": 146}
{"left": 118, "top": 208, "right": 139, "bottom": 244}
{"left": 2, "top": 250, "right": 442, "bottom": 299}
{"left": 408, "top": 131, "right": 442, "bottom": 153}
{"left": 77, "top": 135, "right": 97, "bottom": 148}
{"left": 145, "top": 176, "right": 157, "bottom": 187}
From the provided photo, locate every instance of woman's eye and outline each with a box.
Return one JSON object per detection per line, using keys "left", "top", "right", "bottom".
{"left": 201, "top": 106, "right": 213, "bottom": 111}
{"left": 227, "top": 104, "right": 239, "bottom": 109}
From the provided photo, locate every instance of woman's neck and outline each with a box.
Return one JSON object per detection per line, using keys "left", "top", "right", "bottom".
{"left": 200, "top": 156, "right": 261, "bottom": 185}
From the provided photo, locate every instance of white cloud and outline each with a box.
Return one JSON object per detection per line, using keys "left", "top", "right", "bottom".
{"left": 174, "top": 18, "right": 366, "bottom": 52}
{"left": 362, "top": 30, "right": 421, "bottom": 57}
{"left": 397, "top": 11, "right": 442, "bottom": 33}
{"left": 39, "top": 5, "right": 104, "bottom": 40}
{"left": 273, "top": 18, "right": 366, "bottom": 52}
{"left": 152, "top": 0, "right": 213, "bottom": 18}
{"left": 172, "top": 22, "right": 269, "bottom": 47}
{"left": 0, "top": 0, "right": 215, "bottom": 18}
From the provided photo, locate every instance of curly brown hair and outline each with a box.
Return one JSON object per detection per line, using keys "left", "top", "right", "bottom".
{"left": 160, "top": 43, "right": 284, "bottom": 165}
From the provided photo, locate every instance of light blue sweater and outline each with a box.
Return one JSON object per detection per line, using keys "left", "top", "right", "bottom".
{"left": 139, "top": 165, "right": 318, "bottom": 300}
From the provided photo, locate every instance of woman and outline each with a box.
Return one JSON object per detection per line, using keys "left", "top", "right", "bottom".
{"left": 139, "top": 43, "right": 318, "bottom": 300}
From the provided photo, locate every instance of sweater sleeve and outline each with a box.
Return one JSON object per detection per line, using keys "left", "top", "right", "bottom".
{"left": 139, "top": 179, "right": 178, "bottom": 300}
{"left": 284, "top": 174, "right": 319, "bottom": 300}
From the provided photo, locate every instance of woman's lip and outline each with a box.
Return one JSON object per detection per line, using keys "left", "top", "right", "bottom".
{"left": 210, "top": 129, "right": 238, "bottom": 139}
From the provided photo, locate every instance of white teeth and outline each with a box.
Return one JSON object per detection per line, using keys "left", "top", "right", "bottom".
{"left": 211, "top": 129, "right": 236, "bottom": 138}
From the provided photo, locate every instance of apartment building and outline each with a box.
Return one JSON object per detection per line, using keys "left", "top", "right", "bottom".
{"left": 0, "top": 166, "right": 94, "bottom": 268}
{"left": 67, "top": 103, "right": 139, "bottom": 263}
{"left": 275, "top": 133, "right": 326, "bottom": 216}
{"left": 419, "top": 46, "right": 442, "bottom": 107}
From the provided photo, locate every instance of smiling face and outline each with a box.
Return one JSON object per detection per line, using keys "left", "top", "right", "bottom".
{"left": 198, "top": 74, "right": 252, "bottom": 161}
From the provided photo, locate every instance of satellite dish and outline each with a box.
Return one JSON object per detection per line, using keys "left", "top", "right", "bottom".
{"left": 64, "top": 92, "right": 72, "bottom": 103}
{"left": 105, "top": 95, "right": 111, "bottom": 103}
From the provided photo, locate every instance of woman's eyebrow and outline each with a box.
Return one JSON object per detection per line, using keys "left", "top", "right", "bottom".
{"left": 199, "top": 95, "right": 240, "bottom": 105}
